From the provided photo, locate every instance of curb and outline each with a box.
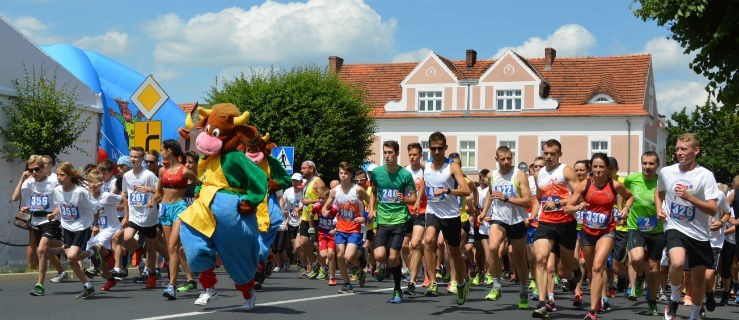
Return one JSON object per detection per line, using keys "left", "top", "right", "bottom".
{"left": 0, "top": 267, "right": 140, "bottom": 283}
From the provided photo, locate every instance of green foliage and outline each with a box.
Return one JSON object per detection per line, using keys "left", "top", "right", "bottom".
{"left": 206, "top": 64, "right": 376, "bottom": 181}
{"left": 632, "top": 0, "right": 739, "bottom": 108}
{"left": 0, "top": 66, "right": 91, "bottom": 162}
{"left": 665, "top": 100, "right": 739, "bottom": 183}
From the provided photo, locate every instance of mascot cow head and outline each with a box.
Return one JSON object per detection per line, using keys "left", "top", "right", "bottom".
{"left": 181, "top": 103, "right": 254, "bottom": 156}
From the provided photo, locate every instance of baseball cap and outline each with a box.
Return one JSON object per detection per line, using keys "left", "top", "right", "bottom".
{"left": 517, "top": 162, "right": 528, "bottom": 171}
{"left": 116, "top": 155, "right": 132, "bottom": 168}
{"left": 291, "top": 173, "right": 303, "bottom": 180}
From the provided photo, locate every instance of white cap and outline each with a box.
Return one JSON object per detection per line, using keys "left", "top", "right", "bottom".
{"left": 291, "top": 173, "right": 303, "bottom": 180}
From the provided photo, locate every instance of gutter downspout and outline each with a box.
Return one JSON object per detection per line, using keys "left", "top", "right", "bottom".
{"left": 626, "top": 117, "right": 631, "bottom": 174}
{"left": 458, "top": 79, "right": 479, "bottom": 117}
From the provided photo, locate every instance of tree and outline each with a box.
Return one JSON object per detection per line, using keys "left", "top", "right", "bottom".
{"left": 206, "top": 64, "right": 376, "bottom": 181}
{"left": 0, "top": 66, "right": 91, "bottom": 161}
{"left": 665, "top": 100, "right": 739, "bottom": 183}
{"left": 632, "top": 0, "right": 739, "bottom": 108}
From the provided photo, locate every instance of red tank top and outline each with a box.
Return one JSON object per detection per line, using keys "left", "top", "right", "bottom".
{"left": 161, "top": 165, "right": 188, "bottom": 189}
{"left": 582, "top": 177, "right": 617, "bottom": 236}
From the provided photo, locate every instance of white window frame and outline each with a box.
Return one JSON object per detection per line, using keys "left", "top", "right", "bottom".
{"left": 588, "top": 136, "right": 611, "bottom": 157}
{"left": 420, "top": 140, "right": 431, "bottom": 162}
{"left": 417, "top": 90, "right": 444, "bottom": 112}
{"left": 497, "top": 138, "right": 518, "bottom": 167}
{"left": 458, "top": 137, "right": 478, "bottom": 170}
{"left": 588, "top": 93, "right": 615, "bottom": 104}
{"left": 495, "top": 88, "right": 523, "bottom": 111}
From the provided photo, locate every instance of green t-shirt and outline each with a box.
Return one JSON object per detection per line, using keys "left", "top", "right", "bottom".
{"left": 624, "top": 172, "right": 663, "bottom": 233}
{"left": 371, "top": 165, "right": 415, "bottom": 225}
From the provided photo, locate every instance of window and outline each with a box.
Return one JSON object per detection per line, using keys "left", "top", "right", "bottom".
{"left": 421, "top": 140, "right": 431, "bottom": 161}
{"left": 459, "top": 140, "right": 476, "bottom": 169}
{"left": 591, "top": 140, "right": 608, "bottom": 156}
{"left": 496, "top": 90, "right": 522, "bottom": 111}
{"left": 499, "top": 140, "right": 517, "bottom": 164}
{"left": 589, "top": 93, "right": 615, "bottom": 104}
{"left": 418, "top": 91, "right": 442, "bottom": 112}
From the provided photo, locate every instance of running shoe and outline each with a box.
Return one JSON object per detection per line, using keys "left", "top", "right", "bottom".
{"left": 529, "top": 279, "right": 537, "bottom": 291}
{"left": 242, "top": 290, "right": 256, "bottom": 311}
{"left": 50, "top": 271, "right": 68, "bottom": 283}
{"left": 194, "top": 288, "right": 219, "bottom": 305}
{"left": 100, "top": 279, "right": 117, "bottom": 292}
{"left": 698, "top": 306, "right": 706, "bottom": 320}
{"left": 447, "top": 280, "right": 458, "bottom": 294}
{"left": 328, "top": 278, "right": 337, "bottom": 286}
{"left": 532, "top": 302, "right": 550, "bottom": 318}
{"left": 518, "top": 292, "right": 529, "bottom": 309}
{"left": 30, "top": 282, "right": 44, "bottom": 296}
{"left": 658, "top": 290, "right": 669, "bottom": 302}
{"left": 75, "top": 286, "right": 95, "bottom": 299}
{"left": 424, "top": 282, "right": 439, "bottom": 297}
{"left": 84, "top": 266, "right": 100, "bottom": 279}
{"left": 177, "top": 280, "right": 197, "bottom": 292}
{"left": 376, "top": 263, "right": 387, "bottom": 282}
{"left": 338, "top": 283, "right": 354, "bottom": 294}
{"left": 647, "top": 301, "right": 659, "bottom": 316}
{"left": 718, "top": 291, "right": 729, "bottom": 306}
{"left": 111, "top": 269, "right": 125, "bottom": 281}
{"left": 573, "top": 293, "right": 583, "bottom": 308}
{"left": 608, "top": 288, "right": 616, "bottom": 298}
{"left": 401, "top": 267, "right": 409, "bottom": 278}
{"left": 435, "top": 268, "right": 442, "bottom": 280}
{"left": 456, "top": 280, "right": 470, "bottom": 305}
{"left": 634, "top": 276, "right": 645, "bottom": 298}
{"left": 599, "top": 299, "right": 611, "bottom": 312}
{"left": 389, "top": 289, "right": 403, "bottom": 304}
{"left": 350, "top": 267, "right": 360, "bottom": 282}
{"left": 358, "top": 269, "right": 366, "bottom": 288}
{"left": 163, "top": 285, "right": 177, "bottom": 300}
{"left": 485, "top": 287, "right": 501, "bottom": 301}
{"left": 683, "top": 295, "right": 692, "bottom": 306}
{"left": 253, "top": 282, "right": 263, "bottom": 292}
{"left": 704, "top": 291, "right": 716, "bottom": 311}
{"left": 443, "top": 272, "right": 451, "bottom": 282}
{"left": 146, "top": 274, "right": 157, "bottom": 289}
{"left": 625, "top": 287, "right": 632, "bottom": 298}
{"left": 628, "top": 288, "right": 638, "bottom": 301}
{"left": 485, "top": 274, "right": 494, "bottom": 286}
{"left": 89, "top": 246, "right": 102, "bottom": 270}
{"left": 272, "top": 266, "right": 281, "bottom": 273}
{"left": 583, "top": 311, "right": 597, "bottom": 320}
{"left": 298, "top": 268, "right": 310, "bottom": 279}
{"left": 422, "top": 277, "right": 430, "bottom": 288}
{"left": 553, "top": 274, "right": 560, "bottom": 285}
{"left": 307, "top": 263, "right": 319, "bottom": 279}
{"left": 472, "top": 273, "right": 482, "bottom": 286}
{"left": 531, "top": 292, "right": 539, "bottom": 301}
{"left": 404, "top": 281, "right": 416, "bottom": 296}
{"left": 664, "top": 299, "right": 678, "bottom": 320}
{"left": 545, "top": 300, "right": 557, "bottom": 312}
{"left": 317, "top": 266, "right": 328, "bottom": 280}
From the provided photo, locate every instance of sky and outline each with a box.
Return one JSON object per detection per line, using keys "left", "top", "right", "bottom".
{"left": 1, "top": 0, "right": 709, "bottom": 116}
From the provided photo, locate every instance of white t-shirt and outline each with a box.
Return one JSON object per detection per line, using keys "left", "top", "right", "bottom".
{"left": 54, "top": 185, "right": 95, "bottom": 231}
{"left": 102, "top": 176, "right": 117, "bottom": 194}
{"left": 122, "top": 169, "right": 159, "bottom": 227}
{"left": 282, "top": 187, "right": 303, "bottom": 227}
{"left": 21, "top": 176, "right": 59, "bottom": 226}
{"left": 90, "top": 191, "right": 123, "bottom": 230}
{"left": 708, "top": 192, "right": 731, "bottom": 248}
{"left": 657, "top": 164, "right": 719, "bottom": 242}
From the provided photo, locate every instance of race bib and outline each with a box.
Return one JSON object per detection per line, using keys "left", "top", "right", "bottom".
{"left": 575, "top": 210, "right": 584, "bottom": 224}
{"left": 98, "top": 216, "right": 108, "bottom": 228}
{"left": 637, "top": 217, "right": 658, "bottom": 232}
{"left": 60, "top": 204, "right": 80, "bottom": 222}
{"left": 380, "top": 189, "right": 400, "bottom": 203}
{"left": 542, "top": 195, "right": 561, "bottom": 212}
{"left": 158, "top": 203, "right": 166, "bottom": 219}
{"left": 29, "top": 194, "right": 50, "bottom": 211}
{"left": 669, "top": 203, "right": 695, "bottom": 222}
{"left": 339, "top": 208, "right": 355, "bottom": 221}
{"left": 426, "top": 186, "right": 446, "bottom": 203}
{"left": 583, "top": 210, "right": 609, "bottom": 229}
{"left": 129, "top": 192, "right": 149, "bottom": 207}
{"left": 318, "top": 216, "right": 334, "bottom": 230}
{"left": 494, "top": 185, "right": 515, "bottom": 197}
{"left": 185, "top": 196, "right": 194, "bottom": 206}
{"left": 102, "top": 185, "right": 111, "bottom": 193}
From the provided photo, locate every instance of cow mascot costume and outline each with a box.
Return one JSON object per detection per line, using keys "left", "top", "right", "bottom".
{"left": 178, "top": 103, "right": 267, "bottom": 310}
{"left": 243, "top": 131, "right": 290, "bottom": 290}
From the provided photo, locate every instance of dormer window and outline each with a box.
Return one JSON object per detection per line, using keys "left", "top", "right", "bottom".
{"left": 418, "top": 91, "right": 443, "bottom": 112}
{"left": 589, "top": 93, "right": 615, "bottom": 104}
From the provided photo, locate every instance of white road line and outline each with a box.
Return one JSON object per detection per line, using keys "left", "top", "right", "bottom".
{"left": 134, "top": 287, "right": 396, "bottom": 320}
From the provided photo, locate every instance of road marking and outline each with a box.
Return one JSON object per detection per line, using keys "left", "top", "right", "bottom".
{"left": 134, "top": 287, "right": 396, "bottom": 320}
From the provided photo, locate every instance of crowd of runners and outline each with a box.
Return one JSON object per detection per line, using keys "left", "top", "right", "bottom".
{"left": 12, "top": 132, "right": 739, "bottom": 320}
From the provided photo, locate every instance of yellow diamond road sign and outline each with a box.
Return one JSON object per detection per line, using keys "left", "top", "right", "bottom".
{"left": 131, "top": 75, "right": 169, "bottom": 120}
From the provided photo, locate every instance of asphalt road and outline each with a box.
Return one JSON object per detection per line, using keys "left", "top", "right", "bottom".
{"left": 1, "top": 268, "right": 737, "bottom": 320}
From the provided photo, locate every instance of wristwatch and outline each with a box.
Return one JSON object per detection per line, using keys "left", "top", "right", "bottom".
{"left": 504, "top": 195, "right": 509, "bottom": 202}
{"left": 553, "top": 198, "right": 561, "bottom": 209}
{"left": 446, "top": 188, "right": 452, "bottom": 194}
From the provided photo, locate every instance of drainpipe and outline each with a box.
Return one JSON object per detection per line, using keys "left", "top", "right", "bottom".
{"left": 626, "top": 117, "right": 631, "bottom": 174}
{"left": 458, "top": 79, "right": 479, "bottom": 117}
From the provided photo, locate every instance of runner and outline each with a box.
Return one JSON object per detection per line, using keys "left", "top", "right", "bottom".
{"left": 110, "top": 156, "right": 132, "bottom": 280}
{"left": 531, "top": 139, "right": 582, "bottom": 318}
{"left": 624, "top": 151, "right": 664, "bottom": 315}
{"left": 279, "top": 173, "right": 304, "bottom": 272}
{"left": 656, "top": 133, "right": 719, "bottom": 320}
{"left": 368, "top": 140, "right": 417, "bottom": 303}
{"left": 446, "top": 152, "right": 479, "bottom": 294}
{"left": 313, "top": 188, "right": 337, "bottom": 286}
{"left": 297, "top": 161, "right": 325, "bottom": 279}
{"left": 471, "top": 168, "right": 490, "bottom": 287}
{"left": 703, "top": 183, "right": 731, "bottom": 315}
{"left": 565, "top": 153, "right": 632, "bottom": 320}
{"left": 479, "top": 145, "right": 533, "bottom": 309}
{"left": 84, "top": 169, "right": 122, "bottom": 292}
{"left": 324, "top": 162, "right": 371, "bottom": 293}
{"left": 402, "top": 142, "right": 427, "bottom": 296}
{"left": 421, "top": 132, "right": 471, "bottom": 305}
{"left": 572, "top": 159, "right": 590, "bottom": 308}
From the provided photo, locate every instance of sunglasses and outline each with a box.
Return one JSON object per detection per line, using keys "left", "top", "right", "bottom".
{"left": 429, "top": 146, "right": 445, "bottom": 151}
{"left": 145, "top": 160, "right": 157, "bottom": 164}
{"left": 28, "top": 167, "right": 42, "bottom": 173}
{"left": 534, "top": 165, "right": 544, "bottom": 168}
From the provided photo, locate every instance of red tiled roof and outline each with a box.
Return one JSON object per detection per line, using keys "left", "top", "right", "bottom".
{"left": 337, "top": 52, "right": 651, "bottom": 118}
{"left": 177, "top": 102, "right": 198, "bottom": 114}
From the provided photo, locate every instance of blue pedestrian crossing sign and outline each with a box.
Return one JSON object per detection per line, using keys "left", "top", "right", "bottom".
{"left": 272, "top": 146, "right": 294, "bottom": 174}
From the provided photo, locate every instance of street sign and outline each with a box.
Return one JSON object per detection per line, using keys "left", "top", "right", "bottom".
{"left": 131, "top": 75, "right": 169, "bottom": 120}
{"left": 133, "top": 120, "right": 162, "bottom": 151}
{"left": 272, "top": 146, "right": 294, "bottom": 174}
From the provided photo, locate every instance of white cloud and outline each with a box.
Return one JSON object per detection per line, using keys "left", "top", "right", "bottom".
{"left": 4, "top": 15, "right": 61, "bottom": 44}
{"left": 391, "top": 47, "right": 431, "bottom": 62}
{"left": 642, "top": 37, "right": 695, "bottom": 75}
{"left": 494, "top": 24, "right": 596, "bottom": 58}
{"left": 144, "top": 0, "right": 396, "bottom": 69}
{"left": 73, "top": 31, "right": 131, "bottom": 58}
{"left": 655, "top": 79, "right": 710, "bottom": 116}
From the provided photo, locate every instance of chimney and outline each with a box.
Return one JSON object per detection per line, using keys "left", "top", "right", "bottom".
{"left": 465, "top": 49, "right": 477, "bottom": 70}
{"left": 544, "top": 47, "right": 556, "bottom": 69}
{"left": 328, "top": 56, "right": 344, "bottom": 74}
